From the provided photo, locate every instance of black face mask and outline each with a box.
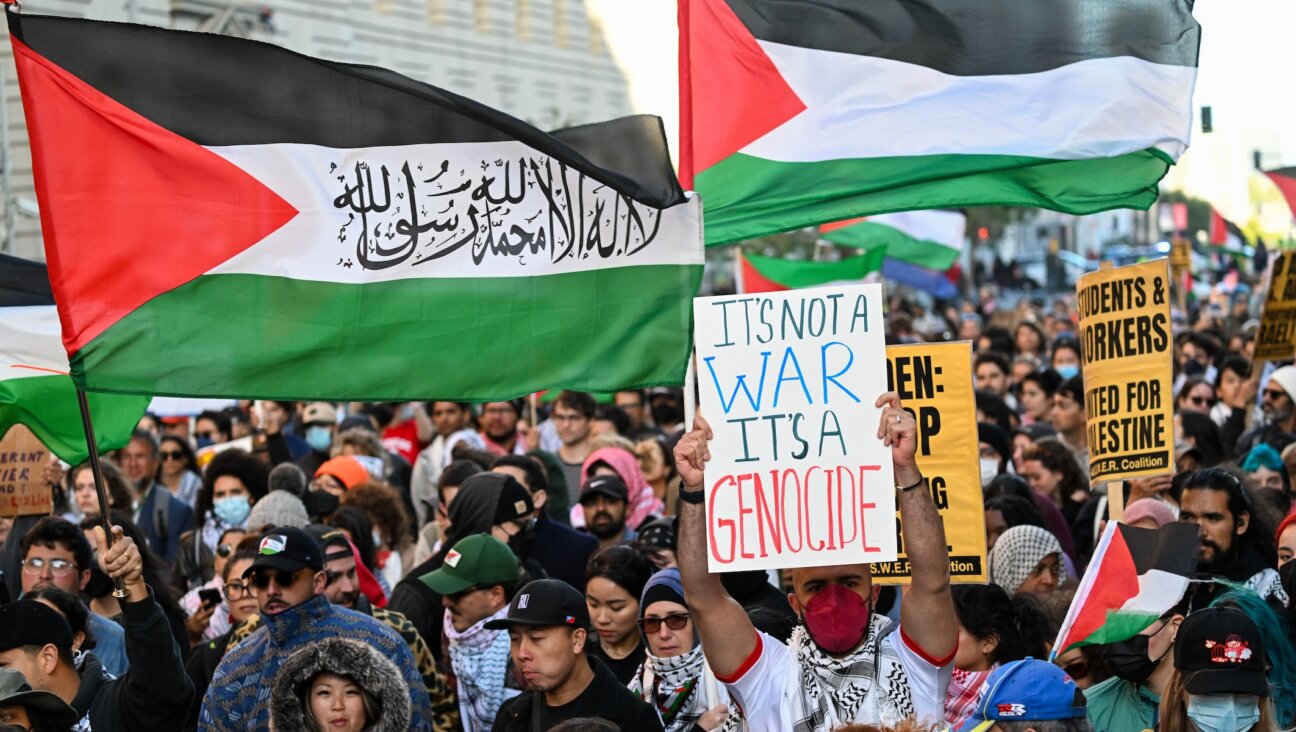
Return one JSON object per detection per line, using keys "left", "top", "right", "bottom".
{"left": 650, "top": 403, "right": 681, "bottom": 428}
{"left": 1181, "top": 359, "right": 1206, "bottom": 378}
{"left": 83, "top": 563, "right": 116, "bottom": 599}
{"left": 303, "top": 489, "right": 340, "bottom": 520}
{"left": 507, "top": 525, "right": 536, "bottom": 561}
{"left": 1106, "top": 631, "right": 1166, "bottom": 684}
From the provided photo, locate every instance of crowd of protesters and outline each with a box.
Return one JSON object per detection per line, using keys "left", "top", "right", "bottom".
{"left": 0, "top": 275, "right": 1295, "bottom": 731}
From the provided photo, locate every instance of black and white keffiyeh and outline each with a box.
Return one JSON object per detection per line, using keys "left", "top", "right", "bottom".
{"left": 988, "top": 524, "right": 1065, "bottom": 593}
{"left": 631, "top": 645, "right": 744, "bottom": 732}
{"left": 791, "top": 614, "right": 912, "bottom": 732}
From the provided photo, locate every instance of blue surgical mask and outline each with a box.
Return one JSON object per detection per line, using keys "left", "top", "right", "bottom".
{"left": 1186, "top": 694, "right": 1261, "bottom": 732}
{"left": 1056, "top": 364, "right": 1079, "bottom": 380}
{"left": 194, "top": 435, "right": 214, "bottom": 449}
{"left": 213, "top": 495, "right": 251, "bottom": 526}
{"left": 306, "top": 426, "right": 333, "bottom": 452}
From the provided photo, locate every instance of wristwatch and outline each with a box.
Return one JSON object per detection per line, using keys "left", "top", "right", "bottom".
{"left": 679, "top": 485, "right": 706, "bottom": 504}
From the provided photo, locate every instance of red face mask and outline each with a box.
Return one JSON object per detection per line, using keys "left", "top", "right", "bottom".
{"left": 802, "top": 583, "right": 871, "bottom": 654}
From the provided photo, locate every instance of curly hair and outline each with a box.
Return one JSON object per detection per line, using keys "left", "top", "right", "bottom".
{"left": 196, "top": 448, "right": 270, "bottom": 521}
{"left": 1021, "top": 438, "right": 1089, "bottom": 501}
{"left": 341, "top": 482, "right": 411, "bottom": 550}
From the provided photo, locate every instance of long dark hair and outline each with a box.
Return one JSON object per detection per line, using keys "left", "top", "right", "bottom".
{"left": 585, "top": 545, "right": 654, "bottom": 601}
{"left": 157, "top": 434, "right": 198, "bottom": 477}
{"left": 951, "top": 584, "right": 1050, "bottom": 665}
{"left": 79, "top": 512, "right": 181, "bottom": 617}
{"left": 328, "top": 506, "right": 378, "bottom": 573}
{"left": 25, "top": 586, "right": 97, "bottom": 651}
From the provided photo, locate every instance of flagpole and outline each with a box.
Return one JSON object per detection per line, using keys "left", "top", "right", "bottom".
{"left": 74, "top": 388, "right": 127, "bottom": 598}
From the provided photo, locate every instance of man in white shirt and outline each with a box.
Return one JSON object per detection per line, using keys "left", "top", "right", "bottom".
{"left": 675, "top": 392, "right": 957, "bottom": 731}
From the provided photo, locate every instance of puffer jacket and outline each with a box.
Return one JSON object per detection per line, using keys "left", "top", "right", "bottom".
{"left": 269, "top": 637, "right": 411, "bottom": 732}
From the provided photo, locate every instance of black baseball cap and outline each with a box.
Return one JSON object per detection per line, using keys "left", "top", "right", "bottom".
{"left": 244, "top": 526, "right": 324, "bottom": 577}
{"left": 304, "top": 523, "right": 352, "bottom": 562}
{"left": 580, "top": 474, "right": 629, "bottom": 504}
{"left": 0, "top": 600, "right": 74, "bottom": 653}
{"left": 484, "top": 578, "right": 590, "bottom": 630}
{"left": 1174, "top": 606, "right": 1268, "bottom": 697}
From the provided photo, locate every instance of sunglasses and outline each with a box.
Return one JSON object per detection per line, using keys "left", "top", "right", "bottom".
{"left": 1264, "top": 389, "right": 1287, "bottom": 400}
{"left": 1188, "top": 397, "right": 1213, "bottom": 407}
{"left": 249, "top": 568, "right": 306, "bottom": 590}
{"left": 160, "top": 450, "right": 186, "bottom": 461}
{"left": 638, "top": 612, "right": 691, "bottom": 634}
{"left": 1061, "top": 661, "right": 1089, "bottom": 679}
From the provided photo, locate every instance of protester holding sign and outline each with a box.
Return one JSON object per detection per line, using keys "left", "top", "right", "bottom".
{"left": 675, "top": 392, "right": 956, "bottom": 730}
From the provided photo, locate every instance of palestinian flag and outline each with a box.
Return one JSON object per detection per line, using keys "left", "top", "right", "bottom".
{"left": 1209, "top": 209, "right": 1244, "bottom": 247}
{"left": 735, "top": 249, "right": 885, "bottom": 294}
{"left": 680, "top": 0, "right": 1201, "bottom": 245}
{"left": 1053, "top": 521, "right": 1199, "bottom": 656}
{"left": 9, "top": 12, "right": 702, "bottom": 402}
{"left": 820, "top": 211, "right": 967, "bottom": 271}
{"left": 1264, "top": 167, "right": 1296, "bottom": 218}
{"left": 0, "top": 255, "right": 150, "bottom": 463}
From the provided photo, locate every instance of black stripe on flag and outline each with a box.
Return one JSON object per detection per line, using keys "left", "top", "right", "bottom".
{"left": 1267, "top": 167, "right": 1296, "bottom": 181}
{"left": 6, "top": 12, "right": 683, "bottom": 209}
{"left": 723, "top": 0, "right": 1199, "bottom": 76}
{"left": 0, "top": 254, "right": 53, "bottom": 307}
{"left": 1117, "top": 522, "right": 1199, "bottom": 578}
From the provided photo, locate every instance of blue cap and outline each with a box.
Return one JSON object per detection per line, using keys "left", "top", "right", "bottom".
{"left": 956, "top": 658, "right": 1087, "bottom": 732}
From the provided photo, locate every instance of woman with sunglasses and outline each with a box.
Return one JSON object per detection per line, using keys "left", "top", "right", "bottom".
{"left": 184, "top": 539, "right": 262, "bottom": 729}
{"left": 178, "top": 527, "right": 247, "bottom": 645}
{"left": 945, "top": 583, "right": 1050, "bottom": 728}
{"left": 629, "top": 568, "right": 742, "bottom": 732}
{"left": 157, "top": 435, "right": 202, "bottom": 508}
{"left": 584, "top": 544, "right": 654, "bottom": 685}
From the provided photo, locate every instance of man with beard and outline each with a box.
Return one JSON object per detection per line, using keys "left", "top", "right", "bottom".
{"left": 200, "top": 527, "right": 435, "bottom": 731}
{"left": 676, "top": 392, "right": 957, "bottom": 729}
{"left": 480, "top": 401, "right": 528, "bottom": 458}
{"left": 1236, "top": 365, "right": 1296, "bottom": 456}
{"left": 553, "top": 392, "right": 597, "bottom": 507}
{"left": 577, "top": 475, "right": 634, "bottom": 549}
{"left": 1176, "top": 468, "right": 1288, "bottom": 609}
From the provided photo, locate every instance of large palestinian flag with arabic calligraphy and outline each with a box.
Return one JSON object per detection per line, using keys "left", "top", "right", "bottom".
{"left": 9, "top": 12, "right": 702, "bottom": 401}
{"left": 0, "top": 255, "right": 150, "bottom": 463}
{"left": 679, "top": 0, "right": 1202, "bottom": 245}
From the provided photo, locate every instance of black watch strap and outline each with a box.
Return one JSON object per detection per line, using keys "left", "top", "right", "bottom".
{"left": 678, "top": 485, "right": 706, "bottom": 504}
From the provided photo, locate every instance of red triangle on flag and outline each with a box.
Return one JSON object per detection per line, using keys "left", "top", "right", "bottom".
{"left": 12, "top": 38, "right": 299, "bottom": 355}
{"left": 737, "top": 252, "right": 788, "bottom": 294}
{"left": 678, "top": 0, "right": 806, "bottom": 188}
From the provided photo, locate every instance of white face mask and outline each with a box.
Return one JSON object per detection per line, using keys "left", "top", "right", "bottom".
{"left": 980, "top": 457, "right": 1001, "bottom": 486}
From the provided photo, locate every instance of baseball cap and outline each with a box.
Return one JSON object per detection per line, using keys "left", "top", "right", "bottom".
{"left": 484, "top": 578, "right": 590, "bottom": 630}
{"left": 420, "top": 534, "right": 519, "bottom": 596}
{"left": 315, "top": 456, "right": 370, "bottom": 490}
{"left": 0, "top": 668, "right": 79, "bottom": 729}
{"left": 0, "top": 600, "right": 74, "bottom": 653}
{"left": 302, "top": 402, "right": 337, "bottom": 425}
{"left": 493, "top": 475, "right": 535, "bottom": 524}
{"left": 303, "top": 523, "right": 352, "bottom": 561}
{"left": 580, "top": 474, "right": 629, "bottom": 504}
{"left": 244, "top": 526, "right": 324, "bottom": 577}
{"left": 1174, "top": 606, "right": 1268, "bottom": 697}
{"left": 956, "top": 658, "right": 1086, "bottom": 732}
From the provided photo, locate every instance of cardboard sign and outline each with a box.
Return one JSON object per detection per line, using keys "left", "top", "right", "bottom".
{"left": 1255, "top": 251, "right": 1296, "bottom": 364}
{"left": 0, "top": 424, "right": 53, "bottom": 518}
{"left": 1076, "top": 259, "right": 1174, "bottom": 483}
{"left": 1169, "top": 238, "right": 1191, "bottom": 271}
{"left": 692, "top": 284, "right": 895, "bottom": 572}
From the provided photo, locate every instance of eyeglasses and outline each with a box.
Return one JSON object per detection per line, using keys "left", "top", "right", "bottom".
{"left": 638, "top": 613, "right": 691, "bottom": 634}
{"left": 160, "top": 450, "right": 186, "bottom": 461}
{"left": 224, "top": 580, "right": 255, "bottom": 600}
{"left": 249, "top": 569, "right": 306, "bottom": 590}
{"left": 22, "top": 557, "right": 77, "bottom": 576}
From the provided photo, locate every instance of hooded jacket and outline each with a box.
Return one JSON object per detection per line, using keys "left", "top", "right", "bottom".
{"left": 199, "top": 593, "right": 434, "bottom": 731}
{"left": 269, "top": 637, "right": 411, "bottom": 732}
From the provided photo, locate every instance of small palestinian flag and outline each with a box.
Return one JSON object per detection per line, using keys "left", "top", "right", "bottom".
{"left": 1053, "top": 521, "right": 1199, "bottom": 656}
{"left": 9, "top": 12, "right": 702, "bottom": 402}
{"left": 1264, "top": 167, "right": 1296, "bottom": 218}
{"left": 680, "top": 0, "right": 1202, "bottom": 245}
{"left": 735, "top": 249, "right": 884, "bottom": 294}
{"left": 0, "top": 255, "right": 150, "bottom": 463}
{"left": 820, "top": 211, "right": 967, "bottom": 272}
{"left": 1210, "top": 209, "right": 1244, "bottom": 248}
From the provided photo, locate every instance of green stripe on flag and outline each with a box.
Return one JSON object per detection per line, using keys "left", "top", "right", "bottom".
{"left": 71, "top": 266, "right": 702, "bottom": 401}
{"left": 1067, "top": 610, "right": 1161, "bottom": 653}
{"left": 0, "top": 373, "right": 149, "bottom": 463}
{"left": 699, "top": 149, "right": 1172, "bottom": 246}
{"left": 744, "top": 250, "right": 885, "bottom": 289}
{"left": 821, "top": 221, "right": 960, "bottom": 271}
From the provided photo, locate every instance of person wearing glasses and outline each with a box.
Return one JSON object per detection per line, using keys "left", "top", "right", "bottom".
{"left": 422, "top": 533, "right": 523, "bottom": 732}
{"left": 1237, "top": 365, "right": 1296, "bottom": 456}
{"left": 157, "top": 435, "right": 203, "bottom": 508}
{"left": 17, "top": 517, "right": 130, "bottom": 677}
{"left": 178, "top": 527, "right": 247, "bottom": 645}
{"left": 629, "top": 568, "right": 741, "bottom": 732}
{"left": 199, "top": 527, "right": 435, "bottom": 731}
{"left": 184, "top": 539, "right": 260, "bottom": 730}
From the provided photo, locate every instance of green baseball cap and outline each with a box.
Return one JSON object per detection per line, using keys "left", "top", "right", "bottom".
{"left": 421, "top": 533, "right": 520, "bottom": 595}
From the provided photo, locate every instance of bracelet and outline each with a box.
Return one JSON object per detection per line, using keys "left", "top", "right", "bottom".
{"left": 896, "top": 476, "right": 926, "bottom": 493}
{"left": 679, "top": 485, "right": 706, "bottom": 504}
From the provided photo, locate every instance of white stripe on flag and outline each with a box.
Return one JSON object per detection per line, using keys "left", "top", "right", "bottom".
{"left": 0, "top": 305, "right": 70, "bottom": 380}
{"left": 744, "top": 43, "right": 1196, "bottom": 164}
{"left": 868, "top": 211, "right": 967, "bottom": 252}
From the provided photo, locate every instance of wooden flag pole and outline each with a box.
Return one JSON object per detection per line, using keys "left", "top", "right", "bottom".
{"left": 74, "top": 388, "right": 127, "bottom": 598}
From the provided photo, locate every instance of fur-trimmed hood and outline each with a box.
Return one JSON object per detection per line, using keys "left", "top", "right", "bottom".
{"left": 269, "top": 637, "right": 411, "bottom": 732}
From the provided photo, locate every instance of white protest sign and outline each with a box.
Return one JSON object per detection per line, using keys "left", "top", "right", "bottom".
{"left": 692, "top": 283, "right": 896, "bottom": 572}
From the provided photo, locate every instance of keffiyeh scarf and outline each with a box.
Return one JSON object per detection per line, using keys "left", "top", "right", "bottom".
{"left": 630, "top": 645, "right": 744, "bottom": 732}
{"left": 988, "top": 525, "right": 1065, "bottom": 593}
{"left": 791, "top": 615, "right": 912, "bottom": 732}
{"left": 945, "top": 666, "right": 995, "bottom": 728}
{"left": 444, "top": 607, "right": 513, "bottom": 731}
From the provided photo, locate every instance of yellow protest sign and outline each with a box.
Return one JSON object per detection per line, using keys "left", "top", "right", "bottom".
{"left": 1169, "top": 238, "right": 1191, "bottom": 271}
{"left": 0, "top": 424, "right": 53, "bottom": 518}
{"left": 872, "top": 342, "right": 985, "bottom": 584}
{"left": 1076, "top": 259, "right": 1174, "bottom": 483}
{"left": 1255, "top": 250, "right": 1296, "bottom": 364}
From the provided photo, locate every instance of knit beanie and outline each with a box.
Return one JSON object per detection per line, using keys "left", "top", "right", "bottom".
{"left": 246, "top": 490, "right": 310, "bottom": 532}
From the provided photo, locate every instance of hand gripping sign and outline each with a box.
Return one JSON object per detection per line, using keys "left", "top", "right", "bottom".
{"left": 691, "top": 284, "right": 896, "bottom": 572}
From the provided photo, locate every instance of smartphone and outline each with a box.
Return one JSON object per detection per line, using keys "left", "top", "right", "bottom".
{"left": 198, "top": 588, "right": 222, "bottom": 608}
